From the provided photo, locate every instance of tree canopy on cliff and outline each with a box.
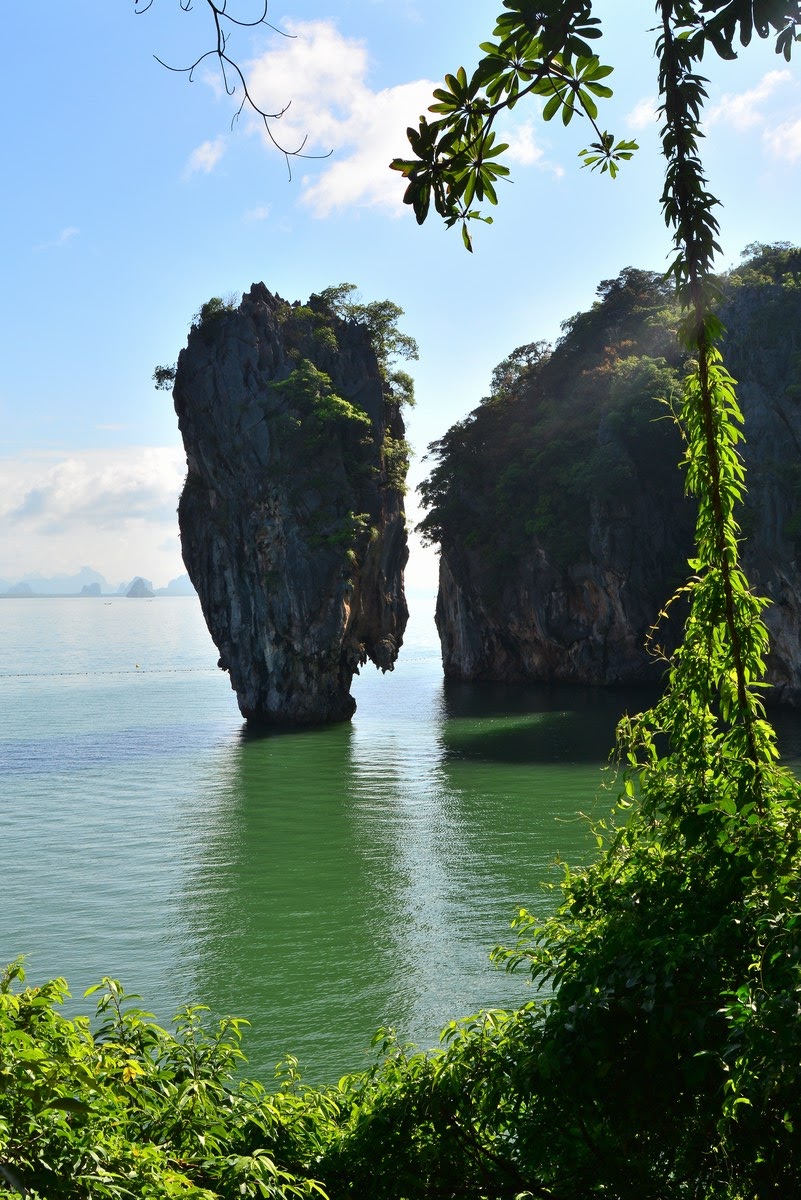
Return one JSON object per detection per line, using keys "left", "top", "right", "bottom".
{"left": 417, "top": 244, "right": 801, "bottom": 655}
{"left": 418, "top": 262, "right": 685, "bottom": 569}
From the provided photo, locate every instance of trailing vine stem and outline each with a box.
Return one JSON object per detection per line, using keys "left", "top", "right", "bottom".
{"left": 626, "top": 1, "right": 778, "bottom": 795}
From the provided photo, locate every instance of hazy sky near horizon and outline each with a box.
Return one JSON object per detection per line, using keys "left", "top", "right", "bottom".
{"left": 2, "top": 2, "right": 800, "bottom": 589}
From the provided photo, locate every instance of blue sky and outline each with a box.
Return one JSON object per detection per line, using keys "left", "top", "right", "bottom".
{"left": 2, "top": 1, "right": 800, "bottom": 589}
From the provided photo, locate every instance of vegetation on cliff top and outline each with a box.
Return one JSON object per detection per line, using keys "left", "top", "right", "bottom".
{"left": 419, "top": 262, "right": 684, "bottom": 570}
{"left": 419, "top": 243, "right": 801, "bottom": 576}
{"left": 167, "top": 283, "right": 416, "bottom": 563}
{"left": 268, "top": 285, "right": 416, "bottom": 552}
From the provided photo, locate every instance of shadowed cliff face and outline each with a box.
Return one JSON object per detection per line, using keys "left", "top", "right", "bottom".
{"left": 424, "top": 247, "right": 801, "bottom": 705}
{"left": 173, "top": 284, "right": 409, "bottom": 725}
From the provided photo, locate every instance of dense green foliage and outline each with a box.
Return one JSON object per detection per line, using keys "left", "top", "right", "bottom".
{"left": 419, "top": 263, "right": 686, "bottom": 571}
{"left": 0, "top": 964, "right": 330, "bottom": 1199}
{"left": 266, "top": 288, "right": 414, "bottom": 559}
{"left": 312, "top": 284, "right": 419, "bottom": 408}
{"left": 192, "top": 296, "right": 240, "bottom": 331}
{"left": 278, "top": 285, "right": 418, "bottom": 409}
{"left": 418, "top": 245, "right": 801, "bottom": 582}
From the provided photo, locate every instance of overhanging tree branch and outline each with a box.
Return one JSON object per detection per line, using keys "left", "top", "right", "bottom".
{"left": 134, "top": 0, "right": 332, "bottom": 176}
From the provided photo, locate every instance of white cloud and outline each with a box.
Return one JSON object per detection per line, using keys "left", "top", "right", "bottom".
{"left": 626, "top": 96, "right": 659, "bottom": 131}
{"left": 704, "top": 70, "right": 801, "bottom": 165}
{"left": 34, "top": 226, "right": 79, "bottom": 252}
{"left": 243, "top": 20, "right": 437, "bottom": 215}
{"left": 502, "top": 120, "right": 544, "bottom": 167}
{"left": 708, "top": 69, "right": 793, "bottom": 130}
{"left": 763, "top": 114, "right": 801, "bottom": 164}
{"left": 185, "top": 136, "right": 227, "bottom": 176}
{"left": 0, "top": 448, "right": 187, "bottom": 586}
{"left": 244, "top": 204, "right": 272, "bottom": 222}
{"left": 242, "top": 21, "right": 559, "bottom": 216}
{"left": 300, "top": 79, "right": 441, "bottom": 216}
{"left": 497, "top": 118, "right": 563, "bottom": 176}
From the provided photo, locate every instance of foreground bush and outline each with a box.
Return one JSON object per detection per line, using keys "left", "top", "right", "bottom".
{"left": 0, "top": 966, "right": 331, "bottom": 1199}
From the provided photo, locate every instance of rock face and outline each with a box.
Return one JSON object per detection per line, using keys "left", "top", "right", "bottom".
{"left": 721, "top": 273, "right": 801, "bottom": 704}
{"left": 173, "top": 284, "right": 409, "bottom": 725}
{"left": 423, "top": 247, "right": 801, "bottom": 704}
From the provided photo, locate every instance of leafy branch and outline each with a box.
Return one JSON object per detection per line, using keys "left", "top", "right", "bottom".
{"left": 390, "top": 2, "right": 637, "bottom": 249}
{"left": 622, "top": 0, "right": 800, "bottom": 792}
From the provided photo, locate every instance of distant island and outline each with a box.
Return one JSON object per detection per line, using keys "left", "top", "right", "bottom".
{"left": 125, "top": 577, "right": 155, "bottom": 599}
{"left": 0, "top": 566, "right": 196, "bottom": 598}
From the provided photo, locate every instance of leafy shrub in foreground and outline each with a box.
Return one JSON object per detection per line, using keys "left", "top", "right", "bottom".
{"left": 0, "top": 964, "right": 329, "bottom": 1200}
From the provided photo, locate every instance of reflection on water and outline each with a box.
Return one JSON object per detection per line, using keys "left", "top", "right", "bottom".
{"left": 179, "top": 649, "right": 620, "bottom": 1081}
{"left": 5, "top": 598, "right": 801, "bottom": 1085}
{"left": 440, "top": 679, "right": 660, "bottom": 763}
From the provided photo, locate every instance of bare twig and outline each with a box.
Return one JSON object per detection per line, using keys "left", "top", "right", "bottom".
{"left": 134, "top": 0, "right": 332, "bottom": 177}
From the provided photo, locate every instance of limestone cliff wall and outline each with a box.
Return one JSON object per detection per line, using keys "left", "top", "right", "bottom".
{"left": 430, "top": 258, "right": 801, "bottom": 704}
{"left": 435, "top": 476, "right": 695, "bottom": 688}
{"left": 174, "top": 284, "right": 408, "bottom": 724}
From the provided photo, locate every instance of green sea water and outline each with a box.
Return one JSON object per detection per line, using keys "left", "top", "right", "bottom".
{"left": 4, "top": 594, "right": 798, "bottom": 1084}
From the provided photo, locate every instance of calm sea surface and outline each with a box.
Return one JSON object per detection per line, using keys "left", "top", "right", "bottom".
{"left": 3, "top": 594, "right": 801, "bottom": 1084}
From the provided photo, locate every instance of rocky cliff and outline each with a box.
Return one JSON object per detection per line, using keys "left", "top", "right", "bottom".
{"left": 421, "top": 244, "right": 801, "bottom": 704}
{"left": 173, "top": 284, "right": 410, "bottom": 724}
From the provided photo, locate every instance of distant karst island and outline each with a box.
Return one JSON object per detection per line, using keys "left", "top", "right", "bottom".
{"left": 0, "top": 568, "right": 196, "bottom": 598}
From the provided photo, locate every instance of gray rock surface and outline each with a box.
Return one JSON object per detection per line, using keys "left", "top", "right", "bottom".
{"left": 173, "top": 284, "right": 408, "bottom": 725}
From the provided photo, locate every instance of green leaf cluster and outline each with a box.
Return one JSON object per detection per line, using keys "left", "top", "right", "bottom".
{"left": 191, "top": 296, "right": 240, "bottom": 333}
{"left": 390, "top": 2, "right": 634, "bottom": 249}
{"left": 153, "top": 364, "right": 177, "bottom": 392}
{"left": 310, "top": 285, "right": 418, "bottom": 403}
{"left": 381, "top": 434, "right": 411, "bottom": 495}
{"left": 270, "top": 362, "right": 372, "bottom": 440}
{"left": 0, "top": 965, "right": 329, "bottom": 1200}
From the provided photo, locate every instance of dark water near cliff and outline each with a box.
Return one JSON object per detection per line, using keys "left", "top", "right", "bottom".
{"left": 3, "top": 595, "right": 801, "bottom": 1084}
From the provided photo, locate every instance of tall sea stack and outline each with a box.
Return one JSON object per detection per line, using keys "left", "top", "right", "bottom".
{"left": 173, "top": 284, "right": 410, "bottom": 725}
